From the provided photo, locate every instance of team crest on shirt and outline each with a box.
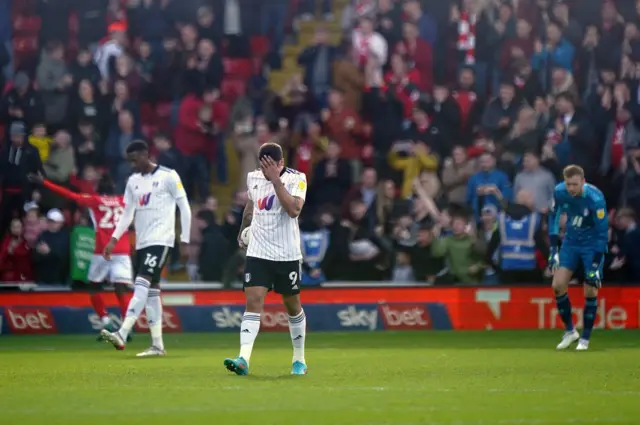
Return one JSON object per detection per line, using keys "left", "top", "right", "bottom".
{"left": 245, "top": 273, "right": 251, "bottom": 282}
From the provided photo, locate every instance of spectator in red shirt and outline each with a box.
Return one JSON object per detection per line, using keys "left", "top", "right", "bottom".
{"left": 396, "top": 21, "right": 433, "bottom": 93}
{"left": 322, "top": 88, "right": 363, "bottom": 171}
{"left": 0, "top": 218, "right": 33, "bottom": 282}
{"left": 175, "top": 86, "right": 224, "bottom": 201}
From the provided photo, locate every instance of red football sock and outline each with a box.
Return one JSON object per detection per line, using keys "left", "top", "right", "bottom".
{"left": 115, "top": 289, "right": 130, "bottom": 318}
{"left": 90, "top": 293, "right": 107, "bottom": 318}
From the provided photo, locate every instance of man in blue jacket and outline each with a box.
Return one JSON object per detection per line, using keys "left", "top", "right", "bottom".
{"left": 466, "top": 152, "right": 512, "bottom": 219}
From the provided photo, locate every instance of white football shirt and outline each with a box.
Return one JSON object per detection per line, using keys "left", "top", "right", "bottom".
{"left": 246, "top": 167, "right": 307, "bottom": 261}
{"left": 121, "top": 166, "right": 187, "bottom": 250}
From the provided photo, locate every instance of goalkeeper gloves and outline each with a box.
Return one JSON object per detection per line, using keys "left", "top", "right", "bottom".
{"left": 547, "top": 248, "right": 559, "bottom": 273}
{"left": 586, "top": 253, "right": 604, "bottom": 289}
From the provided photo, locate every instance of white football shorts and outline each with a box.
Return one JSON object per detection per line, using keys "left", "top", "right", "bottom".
{"left": 87, "top": 254, "right": 134, "bottom": 285}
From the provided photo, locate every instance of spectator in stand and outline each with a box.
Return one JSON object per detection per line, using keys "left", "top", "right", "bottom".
{"left": 546, "top": 91, "right": 593, "bottom": 173}
{"left": 213, "top": 0, "right": 255, "bottom": 58}
{"left": 332, "top": 42, "right": 364, "bottom": 111}
{"left": 0, "top": 71, "right": 45, "bottom": 134}
{"left": 598, "top": 83, "right": 640, "bottom": 179}
{"left": 614, "top": 207, "right": 640, "bottom": 281}
{"left": 69, "top": 47, "right": 102, "bottom": 92}
{"left": 222, "top": 190, "right": 248, "bottom": 244}
{"left": 353, "top": 17, "right": 388, "bottom": 86}
{"left": 73, "top": 120, "right": 102, "bottom": 173}
{"left": 452, "top": 67, "right": 483, "bottom": 146}
{"left": 500, "top": 19, "right": 534, "bottom": 79}
{"left": 531, "top": 21, "right": 575, "bottom": 91}
{"left": 38, "top": 0, "right": 71, "bottom": 45}
{"left": 376, "top": 0, "right": 402, "bottom": 49}
{"left": 154, "top": 132, "right": 185, "bottom": 181}
{"left": 22, "top": 202, "right": 46, "bottom": 248}
{"left": 43, "top": 130, "right": 76, "bottom": 186}
{"left": 94, "top": 23, "right": 126, "bottom": 79}
{"left": 77, "top": 0, "right": 108, "bottom": 48}
{"left": 299, "top": 0, "right": 334, "bottom": 21}
{"left": 431, "top": 213, "right": 485, "bottom": 284}
{"left": 467, "top": 151, "right": 512, "bottom": 218}
{"left": 130, "top": 0, "right": 172, "bottom": 48}
{"left": 0, "top": 218, "right": 33, "bottom": 282}
{"left": 110, "top": 79, "right": 140, "bottom": 128}
{"left": 343, "top": 167, "right": 377, "bottom": 216}
{"left": 137, "top": 41, "right": 157, "bottom": 103}
{"left": 198, "top": 209, "right": 230, "bottom": 282}
{"left": 175, "top": 86, "right": 224, "bottom": 201}
{"left": 403, "top": 0, "right": 437, "bottom": 46}
{"left": 29, "top": 123, "right": 52, "bottom": 163}
{"left": 388, "top": 140, "right": 438, "bottom": 199}
{"left": 442, "top": 145, "right": 477, "bottom": 205}
{"left": 111, "top": 55, "right": 141, "bottom": 99}
{"left": 197, "top": 38, "right": 224, "bottom": 92}
{"left": 298, "top": 26, "right": 338, "bottom": 107}
{"left": 231, "top": 115, "right": 259, "bottom": 191}
{"left": 36, "top": 41, "right": 72, "bottom": 133}
{"left": 32, "top": 209, "right": 69, "bottom": 285}
{"left": 322, "top": 88, "right": 362, "bottom": 178}
{"left": 260, "top": 0, "right": 289, "bottom": 65}
{"left": 396, "top": 21, "right": 433, "bottom": 93}
{"left": 196, "top": 6, "right": 221, "bottom": 47}
{"left": 451, "top": 0, "right": 497, "bottom": 96}
{"left": 68, "top": 79, "right": 106, "bottom": 132}
{"left": 372, "top": 179, "right": 399, "bottom": 237}
{"left": 482, "top": 80, "right": 520, "bottom": 139}
{"left": 309, "top": 140, "right": 352, "bottom": 212}
{"left": 502, "top": 105, "right": 542, "bottom": 161}
{"left": 0, "top": 122, "right": 44, "bottom": 236}
{"left": 106, "top": 110, "right": 143, "bottom": 193}
{"left": 409, "top": 223, "right": 444, "bottom": 284}
{"left": 426, "top": 84, "right": 462, "bottom": 160}
{"left": 513, "top": 151, "right": 555, "bottom": 212}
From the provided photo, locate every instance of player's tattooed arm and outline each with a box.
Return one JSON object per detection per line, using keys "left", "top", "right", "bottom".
{"left": 273, "top": 178, "right": 304, "bottom": 217}
{"left": 239, "top": 199, "right": 254, "bottom": 236}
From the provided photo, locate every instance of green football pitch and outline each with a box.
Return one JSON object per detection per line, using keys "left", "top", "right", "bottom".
{"left": 1, "top": 331, "right": 639, "bottom": 425}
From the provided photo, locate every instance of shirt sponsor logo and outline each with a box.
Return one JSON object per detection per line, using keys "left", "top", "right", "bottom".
{"left": 257, "top": 194, "right": 276, "bottom": 211}
{"left": 138, "top": 193, "right": 151, "bottom": 206}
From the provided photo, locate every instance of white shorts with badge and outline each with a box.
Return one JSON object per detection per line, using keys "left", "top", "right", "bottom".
{"left": 87, "top": 254, "right": 134, "bottom": 285}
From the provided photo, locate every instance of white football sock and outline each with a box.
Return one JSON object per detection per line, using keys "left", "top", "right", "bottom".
{"left": 288, "top": 310, "right": 306, "bottom": 364}
{"left": 146, "top": 288, "right": 164, "bottom": 350}
{"left": 101, "top": 316, "right": 111, "bottom": 326}
{"left": 118, "top": 276, "right": 150, "bottom": 340}
{"left": 239, "top": 312, "right": 261, "bottom": 364}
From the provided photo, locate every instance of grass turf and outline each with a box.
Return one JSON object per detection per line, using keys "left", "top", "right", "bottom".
{"left": 0, "top": 331, "right": 639, "bottom": 425}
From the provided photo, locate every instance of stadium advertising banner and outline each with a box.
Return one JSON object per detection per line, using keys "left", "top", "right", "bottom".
{"left": 0, "top": 286, "right": 638, "bottom": 334}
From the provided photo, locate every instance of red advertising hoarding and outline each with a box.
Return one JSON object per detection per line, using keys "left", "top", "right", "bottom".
{"left": 1, "top": 286, "right": 638, "bottom": 330}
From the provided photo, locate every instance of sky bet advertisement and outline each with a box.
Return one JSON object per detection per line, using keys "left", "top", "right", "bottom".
{"left": 0, "top": 287, "right": 639, "bottom": 334}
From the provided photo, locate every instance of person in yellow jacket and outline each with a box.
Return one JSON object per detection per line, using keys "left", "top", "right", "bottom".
{"left": 28, "top": 123, "right": 52, "bottom": 162}
{"left": 388, "top": 141, "right": 439, "bottom": 198}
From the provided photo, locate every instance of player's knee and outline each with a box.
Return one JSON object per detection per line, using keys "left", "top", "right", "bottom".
{"left": 244, "top": 288, "right": 265, "bottom": 312}
{"left": 282, "top": 294, "right": 302, "bottom": 316}
{"left": 551, "top": 277, "right": 568, "bottom": 295}
{"left": 584, "top": 285, "right": 598, "bottom": 298}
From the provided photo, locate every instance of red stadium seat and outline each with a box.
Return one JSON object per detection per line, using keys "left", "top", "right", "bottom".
{"left": 68, "top": 13, "right": 79, "bottom": 34}
{"left": 155, "top": 102, "right": 172, "bottom": 119}
{"left": 140, "top": 103, "right": 156, "bottom": 126}
{"left": 223, "top": 58, "right": 252, "bottom": 80}
{"left": 221, "top": 79, "right": 246, "bottom": 103}
{"left": 250, "top": 36, "right": 270, "bottom": 57}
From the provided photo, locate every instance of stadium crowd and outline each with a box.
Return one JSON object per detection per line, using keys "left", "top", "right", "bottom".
{"left": 1, "top": 0, "right": 640, "bottom": 286}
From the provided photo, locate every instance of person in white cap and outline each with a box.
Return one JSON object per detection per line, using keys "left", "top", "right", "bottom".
{"left": 32, "top": 208, "right": 69, "bottom": 284}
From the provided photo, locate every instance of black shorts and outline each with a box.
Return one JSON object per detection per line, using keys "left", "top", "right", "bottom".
{"left": 244, "top": 256, "right": 301, "bottom": 295}
{"left": 135, "top": 245, "right": 172, "bottom": 285}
